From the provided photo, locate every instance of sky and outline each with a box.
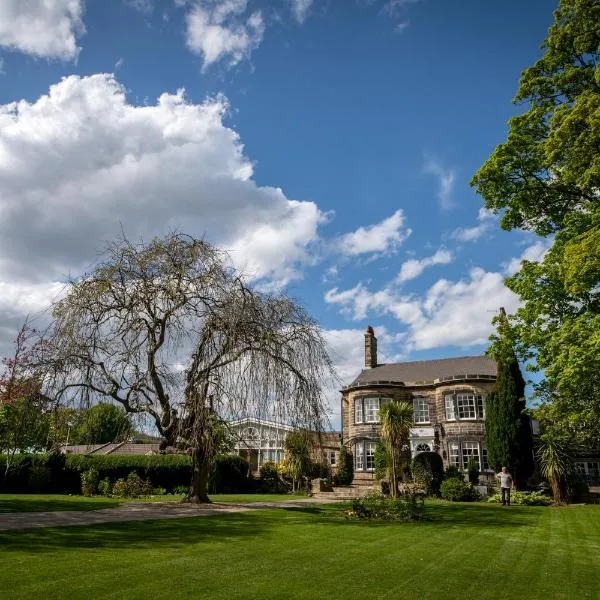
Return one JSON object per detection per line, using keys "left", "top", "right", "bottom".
{"left": 0, "top": 0, "right": 555, "bottom": 427}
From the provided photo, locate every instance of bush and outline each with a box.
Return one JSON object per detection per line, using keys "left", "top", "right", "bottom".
{"left": 209, "top": 454, "right": 253, "bottom": 494}
{"left": 487, "top": 490, "right": 552, "bottom": 506}
{"left": 440, "top": 478, "right": 479, "bottom": 502}
{"left": 467, "top": 459, "right": 480, "bottom": 485}
{"left": 98, "top": 477, "right": 112, "bottom": 496}
{"left": 151, "top": 487, "right": 167, "bottom": 496}
{"left": 444, "top": 466, "right": 463, "bottom": 480}
{"left": 333, "top": 446, "right": 353, "bottom": 485}
{"left": 81, "top": 468, "right": 99, "bottom": 497}
{"left": 344, "top": 492, "right": 425, "bottom": 522}
{"left": 173, "top": 485, "right": 188, "bottom": 495}
{"left": 28, "top": 465, "right": 52, "bottom": 492}
{"left": 110, "top": 471, "right": 153, "bottom": 498}
{"left": 412, "top": 452, "right": 443, "bottom": 496}
{"left": 259, "top": 460, "right": 287, "bottom": 493}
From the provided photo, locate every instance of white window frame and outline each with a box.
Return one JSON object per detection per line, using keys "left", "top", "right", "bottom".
{"left": 449, "top": 443, "right": 460, "bottom": 468}
{"left": 456, "top": 394, "right": 477, "bottom": 420}
{"left": 354, "top": 440, "right": 377, "bottom": 472}
{"left": 461, "top": 441, "right": 480, "bottom": 470}
{"left": 413, "top": 397, "right": 430, "bottom": 424}
{"left": 355, "top": 443, "right": 364, "bottom": 471}
{"left": 445, "top": 395, "right": 456, "bottom": 421}
{"left": 365, "top": 441, "right": 376, "bottom": 471}
{"left": 364, "top": 397, "right": 380, "bottom": 423}
{"left": 354, "top": 398, "right": 364, "bottom": 424}
{"left": 415, "top": 443, "right": 431, "bottom": 453}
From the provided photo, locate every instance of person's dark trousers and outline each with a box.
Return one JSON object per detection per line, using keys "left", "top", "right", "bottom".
{"left": 501, "top": 487, "right": 511, "bottom": 506}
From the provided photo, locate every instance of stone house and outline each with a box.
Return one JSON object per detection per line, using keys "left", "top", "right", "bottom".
{"left": 341, "top": 326, "right": 497, "bottom": 485}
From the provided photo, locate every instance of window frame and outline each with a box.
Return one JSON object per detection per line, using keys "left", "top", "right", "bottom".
{"left": 353, "top": 396, "right": 391, "bottom": 425}
{"left": 445, "top": 392, "right": 486, "bottom": 421}
{"left": 413, "top": 396, "right": 430, "bottom": 424}
{"left": 354, "top": 440, "right": 377, "bottom": 472}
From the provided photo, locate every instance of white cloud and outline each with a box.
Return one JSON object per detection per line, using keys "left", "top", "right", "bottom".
{"left": 396, "top": 248, "right": 453, "bottom": 283}
{"left": 125, "top": 0, "right": 154, "bottom": 13}
{"left": 325, "top": 265, "right": 519, "bottom": 351}
{"left": 423, "top": 157, "right": 456, "bottom": 210}
{"left": 0, "top": 74, "right": 326, "bottom": 356}
{"left": 0, "top": 0, "right": 84, "bottom": 60}
{"left": 290, "top": 0, "right": 313, "bottom": 23}
{"left": 335, "top": 210, "right": 411, "bottom": 258}
{"left": 451, "top": 207, "right": 496, "bottom": 242}
{"left": 184, "top": 0, "right": 265, "bottom": 71}
{"left": 503, "top": 240, "right": 550, "bottom": 276}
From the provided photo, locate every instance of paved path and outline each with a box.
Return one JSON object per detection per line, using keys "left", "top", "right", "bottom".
{"left": 0, "top": 498, "right": 335, "bottom": 532}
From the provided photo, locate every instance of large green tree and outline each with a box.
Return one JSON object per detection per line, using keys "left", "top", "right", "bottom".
{"left": 472, "top": 0, "right": 600, "bottom": 446}
{"left": 74, "top": 403, "right": 132, "bottom": 445}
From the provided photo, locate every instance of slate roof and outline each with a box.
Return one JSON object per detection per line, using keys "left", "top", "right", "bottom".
{"left": 346, "top": 355, "right": 497, "bottom": 388}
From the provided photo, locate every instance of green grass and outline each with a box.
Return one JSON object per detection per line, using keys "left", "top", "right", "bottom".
{"left": 0, "top": 493, "right": 298, "bottom": 513}
{"left": 1, "top": 502, "right": 599, "bottom": 600}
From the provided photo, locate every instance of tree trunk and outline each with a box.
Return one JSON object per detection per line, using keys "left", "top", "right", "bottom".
{"left": 184, "top": 447, "right": 211, "bottom": 503}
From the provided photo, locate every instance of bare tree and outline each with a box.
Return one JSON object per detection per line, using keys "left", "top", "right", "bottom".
{"left": 45, "top": 234, "right": 335, "bottom": 502}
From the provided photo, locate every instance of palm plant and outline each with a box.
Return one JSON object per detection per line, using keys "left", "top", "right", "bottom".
{"left": 379, "top": 401, "right": 413, "bottom": 498}
{"left": 537, "top": 432, "right": 572, "bottom": 503}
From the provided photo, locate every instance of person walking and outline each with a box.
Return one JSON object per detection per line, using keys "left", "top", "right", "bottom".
{"left": 496, "top": 467, "right": 513, "bottom": 505}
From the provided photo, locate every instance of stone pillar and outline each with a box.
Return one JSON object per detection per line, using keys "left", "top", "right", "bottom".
{"left": 364, "top": 326, "right": 377, "bottom": 369}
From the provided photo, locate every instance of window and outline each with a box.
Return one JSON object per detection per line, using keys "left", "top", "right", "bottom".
{"left": 445, "top": 395, "right": 456, "bottom": 421}
{"left": 413, "top": 397, "right": 430, "bottom": 424}
{"left": 462, "top": 442, "right": 480, "bottom": 470}
{"left": 353, "top": 397, "right": 391, "bottom": 424}
{"left": 364, "top": 398, "right": 380, "bottom": 423}
{"left": 449, "top": 443, "right": 460, "bottom": 468}
{"left": 456, "top": 394, "right": 477, "bottom": 420}
{"left": 355, "top": 443, "right": 364, "bottom": 471}
{"left": 354, "top": 399, "right": 364, "bottom": 424}
{"left": 415, "top": 443, "right": 431, "bottom": 453}
{"left": 482, "top": 446, "right": 490, "bottom": 471}
{"left": 354, "top": 440, "right": 377, "bottom": 472}
{"left": 328, "top": 451, "right": 337, "bottom": 466}
{"left": 445, "top": 394, "right": 486, "bottom": 421}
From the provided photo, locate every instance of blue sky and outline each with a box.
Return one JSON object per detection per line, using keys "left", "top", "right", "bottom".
{"left": 0, "top": 0, "right": 554, "bottom": 423}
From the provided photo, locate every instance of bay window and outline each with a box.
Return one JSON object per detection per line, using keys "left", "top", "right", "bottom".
{"left": 353, "top": 397, "right": 391, "bottom": 424}
{"left": 354, "top": 440, "right": 377, "bottom": 472}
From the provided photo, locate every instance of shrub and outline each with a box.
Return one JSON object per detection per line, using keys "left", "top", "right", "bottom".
{"left": 98, "top": 478, "right": 112, "bottom": 496}
{"left": 173, "top": 485, "right": 188, "bottom": 496}
{"left": 344, "top": 492, "right": 424, "bottom": 522}
{"left": 209, "top": 454, "right": 252, "bottom": 494}
{"left": 81, "top": 468, "right": 100, "bottom": 497}
{"left": 28, "top": 465, "right": 52, "bottom": 492}
{"left": 110, "top": 472, "right": 153, "bottom": 498}
{"left": 467, "top": 459, "right": 479, "bottom": 485}
{"left": 444, "top": 466, "right": 463, "bottom": 480}
{"left": 374, "top": 440, "right": 390, "bottom": 480}
{"left": 333, "top": 446, "right": 353, "bottom": 485}
{"left": 112, "top": 478, "right": 128, "bottom": 497}
{"left": 440, "top": 478, "right": 479, "bottom": 502}
{"left": 151, "top": 487, "right": 167, "bottom": 496}
{"left": 412, "top": 452, "right": 443, "bottom": 496}
{"left": 487, "top": 490, "right": 552, "bottom": 506}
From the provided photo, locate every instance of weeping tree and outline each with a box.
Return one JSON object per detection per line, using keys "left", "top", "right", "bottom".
{"left": 379, "top": 401, "right": 413, "bottom": 499}
{"left": 44, "top": 234, "right": 335, "bottom": 503}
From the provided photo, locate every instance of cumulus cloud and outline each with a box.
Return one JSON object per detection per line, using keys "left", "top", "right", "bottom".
{"left": 396, "top": 248, "right": 453, "bottom": 283}
{"left": 423, "top": 157, "right": 456, "bottom": 210}
{"left": 184, "top": 0, "right": 265, "bottom": 70}
{"left": 503, "top": 240, "right": 550, "bottom": 276}
{"left": 0, "top": 74, "right": 326, "bottom": 356}
{"left": 451, "top": 207, "right": 496, "bottom": 243}
{"left": 0, "top": 0, "right": 84, "bottom": 60}
{"left": 325, "top": 265, "right": 519, "bottom": 351}
{"left": 290, "top": 0, "right": 313, "bottom": 23}
{"left": 335, "top": 210, "right": 411, "bottom": 258}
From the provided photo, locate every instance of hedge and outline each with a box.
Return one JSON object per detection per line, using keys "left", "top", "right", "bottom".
{"left": 0, "top": 452, "right": 253, "bottom": 494}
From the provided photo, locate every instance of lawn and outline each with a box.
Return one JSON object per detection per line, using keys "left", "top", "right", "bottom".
{"left": 0, "top": 502, "right": 598, "bottom": 600}
{"left": 0, "top": 493, "right": 297, "bottom": 513}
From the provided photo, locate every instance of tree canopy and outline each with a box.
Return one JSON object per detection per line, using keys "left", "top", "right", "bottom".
{"left": 472, "top": 0, "right": 600, "bottom": 446}
{"left": 44, "top": 233, "right": 335, "bottom": 502}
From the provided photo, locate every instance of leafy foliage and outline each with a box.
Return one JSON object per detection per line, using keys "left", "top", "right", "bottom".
{"left": 537, "top": 431, "right": 574, "bottom": 503}
{"left": 344, "top": 492, "right": 425, "bottom": 522}
{"left": 440, "top": 479, "right": 479, "bottom": 502}
{"left": 333, "top": 445, "right": 354, "bottom": 485}
{"left": 379, "top": 401, "right": 413, "bottom": 498}
{"left": 81, "top": 468, "right": 99, "bottom": 497}
{"left": 472, "top": 0, "right": 600, "bottom": 447}
{"left": 487, "top": 490, "right": 552, "bottom": 506}
{"left": 411, "top": 451, "right": 444, "bottom": 496}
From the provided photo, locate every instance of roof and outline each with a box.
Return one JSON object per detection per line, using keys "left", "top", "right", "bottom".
{"left": 347, "top": 355, "right": 497, "bottom": 388}
{"left": 61, "top": 443, "right": 161, "bottom": 455}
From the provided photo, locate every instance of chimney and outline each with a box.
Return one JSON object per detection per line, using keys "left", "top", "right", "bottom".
{"left": 364, "top": 326, "right": 377, "bottom": 369}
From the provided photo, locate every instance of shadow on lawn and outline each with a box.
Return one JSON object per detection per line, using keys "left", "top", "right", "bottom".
{"left": 0, "top": 502, "right": 538, "bottom": 554}
{"left": 0, "top": 497, "right": 120, "bottom": 514}
{"left": 0, "top": 511, "right": 273, "bottom": 554}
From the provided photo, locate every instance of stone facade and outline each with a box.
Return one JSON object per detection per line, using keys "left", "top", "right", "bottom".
{"left": 341, "top": 327, "right": 497, "bottom": 485}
